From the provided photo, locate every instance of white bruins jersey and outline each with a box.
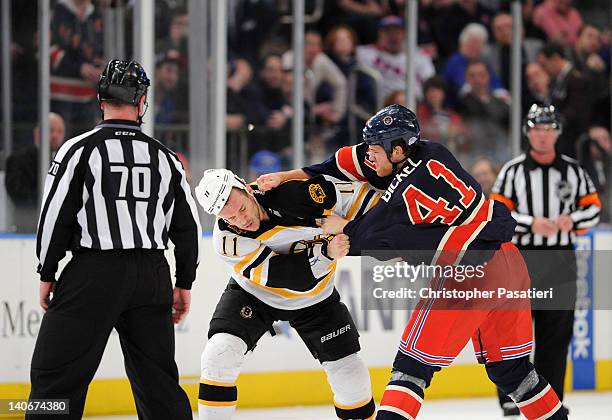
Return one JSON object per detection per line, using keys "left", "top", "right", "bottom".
{"left": 212, "top": 175, "right": 379, "bottom": 310}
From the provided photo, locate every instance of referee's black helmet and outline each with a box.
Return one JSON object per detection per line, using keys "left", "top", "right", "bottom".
{"left": 98, "top": 59, "right": 150, "bottom": 106}
{"left": 523, "top": 104, "right": 562, "bottom": 135}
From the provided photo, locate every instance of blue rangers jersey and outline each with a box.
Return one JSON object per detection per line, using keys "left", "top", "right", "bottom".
{"left": 304, "top": 141, "right": 517, "bottom": 261}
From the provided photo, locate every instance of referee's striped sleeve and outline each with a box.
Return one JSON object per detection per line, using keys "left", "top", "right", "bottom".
{"left": 491, "top": 160, "right": 516, "bottom": 209}
{"left": 570, "top": 165, "right": 601, "bottom": 231}
{"left": 510, "top": 211, "right": 534, "bottom": 233}
{"left": 36, "top": 130, "right": 96, "bottom": 280}
{"left": 491, "top": 159, "right": 533, "bottom": 232}
{"left": 166, "top": 151, "right": 201, "bottom": 289}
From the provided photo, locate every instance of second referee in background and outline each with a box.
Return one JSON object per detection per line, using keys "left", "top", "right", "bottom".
{"left": 491, "top": 104, "right": 601, "bottom": 418}
{"left": 27, "top": 59, "right": 201, "bottom": 420}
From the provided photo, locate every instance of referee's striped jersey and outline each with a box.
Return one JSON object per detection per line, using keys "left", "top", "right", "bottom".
{"left": 37, "top": 119, "right": 201, "bottom": 288}
{"left": 491, "top": 152, "right": 601, "bottom": 248}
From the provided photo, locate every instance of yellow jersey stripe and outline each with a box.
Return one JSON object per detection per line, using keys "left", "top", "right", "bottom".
{"left": 234, "top": 244, "right": 264, "bottom": 274}
{"left": 334, "top": 396, "right": 373, "bottom": 410}
{"left": 346, "top": 184, "right": 369, "bottom": 220}
{"left": 240, "top": 261, "right": 337, "bottom": 299}
{"left": 200, "top": 379, "right": 236, "bottom": 387}
{"left": 323, "top": 203, "right": 337, "bottom": 216}
{"left": 198, "top": 399, "right": 237, "bottom": 407}
{"left": 256, "top": 225, "right": 304, "bottom": 241}
{"left": 369, "top": 194, "right": 381, "bottom": 209}
{"left": 252, "top": 264, "right": 265, "bottom": 285}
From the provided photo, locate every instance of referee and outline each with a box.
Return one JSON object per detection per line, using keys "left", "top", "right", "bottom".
{"left": 491, "top": 104, "right": 601, "bottom": 417}
{"left": 27, "top": 59, "right": 201, "bottom": 420}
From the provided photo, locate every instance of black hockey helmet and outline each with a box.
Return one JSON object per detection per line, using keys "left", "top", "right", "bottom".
{"left": 362, "top": 104, "right": 421, "bottom": 157}
{"left": 98, "top": 59, "right": 150, "bottom": 106}
{"left": 523, "top": 104, "right": 562, "bottom": 135}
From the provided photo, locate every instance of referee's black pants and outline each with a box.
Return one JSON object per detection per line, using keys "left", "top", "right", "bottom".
{"left": 498, "top": 249, "right": 577, "bottom": 410}
{"left": 27, "top": 249, "right": 192, "bottom": 420}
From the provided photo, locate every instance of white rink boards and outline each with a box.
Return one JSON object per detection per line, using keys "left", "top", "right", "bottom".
{"left": 1, "top": 230, "right": 611, "bottom": 416}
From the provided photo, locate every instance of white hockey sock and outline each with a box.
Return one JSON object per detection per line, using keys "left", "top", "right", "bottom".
{"left": 198, "top": 402, "right": 237, "bottom": 420}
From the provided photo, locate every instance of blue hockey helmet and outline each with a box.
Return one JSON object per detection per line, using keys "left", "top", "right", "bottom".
{"left": 362, "top": 104, "right": 421, "bottom": 156}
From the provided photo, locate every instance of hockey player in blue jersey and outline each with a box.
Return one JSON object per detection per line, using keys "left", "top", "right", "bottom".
{"left": 258, "top": 105, "right": 567, "bottom": 420}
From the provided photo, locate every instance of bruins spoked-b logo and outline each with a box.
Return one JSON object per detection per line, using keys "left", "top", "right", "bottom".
{"left": 309, "top": 183, "right": 326, "bottom": 204}
{"left": 382, "top": 115, "right": 394, "bottom": 125}
{"left": 240, "top": 306, "right": 253, "bottom": 319}
{"left": 555, "top": 180, "right": 573, "bottom": 203}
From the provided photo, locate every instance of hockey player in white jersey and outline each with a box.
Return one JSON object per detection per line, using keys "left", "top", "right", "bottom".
{"left": 194, "top": 169, "right": 379, "bottom": 420}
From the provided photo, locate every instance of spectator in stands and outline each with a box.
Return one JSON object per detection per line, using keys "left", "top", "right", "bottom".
{"left": 154, "top": 52, "right": 188, "bottom": 125}
{"left": 485, "top": 12, "right": 542, "bottom": 89}
{"left": 442, "top": 23, "right": 507, "bottom": 106}
{"left": 220, "top": 56, "right": 256, "bottom": 156}
{"left": 306, "top": 30, "right": 347, "bottom": 124}
{"left": 533, "top": 0, "right": 583, "bottom": 46}
{"left": 577, "top": 127, "right": 610, "bottom": 215}
{"left": 325, "top": 25, "right": 359, "bottom": 78}
{"left": 250, "top": 55, "right": 291, "bottom": 129}
{"left": 599, "top": 28, "right": 612, "bottom": 76}
{"left": 225, "top": 56, "right": 256, "bottom": 134}
{"left": 537, "top": 42, "right": 591, "bottom": 157}
{"left": 329, "top": 0, "right": 387, "bottom": 45}
{"left": 597, "top": 29, "right": 612, "bottom": 128}
{"left": 5, "top": 113, "right": 65, "bottom": 232}
{"left": 227, "top": 0, "right": 278, "bottom": 65}
{"left": 524, "top": 62, "right": 551, "bottom": 109}
{"left": 420, "top": 0, "right": 455, "bottom": 64}
{"left": 573, "top": 126, "right": 610, "bottom": 225}
{"left": 486, "top": 12, "right": 514, "bottom": 89}
{"left": 156, "top": 7, "right": 188, "bottom": 62}
{"left": 272, "top": 68, "right": 316, "bottom": 159}
{"left": 226, "top": 89, "right": 247, "bottom": 134}
{"left": 356, "top": 15, "right": 435, "bottom": 102}
{"left": 571, "top": 24, "right": 607, "bottom": 83}
{"left": 412, "top": 77, "right": 469, "bottom": 155}
{"left": 520, "top": 0, "right": 548, "bottom": 41}
{"left": 570, "top": 24, "right": 610, "bottom": 127}
{"left": 457, "top": 61, "right": 511, "bottom": 163}
{"left": 325, "top": 24, "right": 380, "bottom": 120}
{"left": 432, "top": 0, "right": 495, "bottom": 61}
{"left": 227, "top": 57, "right": 254, "bottom": 98}
{"left": 283, "top": 31, "right": 347, "bottom": 124}
{"left": 583, "top": 126, "right": 611, "bottom": 222}
{"left": 154, "top": 1, "right": 177, "bottom": 42}
{"left": 10, "top": 1, "right": 38, "bottom": 128}
{"left": 50, "top": 0, "right": 104, "bottom": 137}
{"left": 243, "top": 55, "right": 292, "bottom": 154}
{"left": 522, "top": 62, "right": 551, "bottom": 151}
{"left": 470, "top": 157, "right": 499, "bottom": 197}
{"left": 384, "top": 90, "right": 405, "bottom": 107}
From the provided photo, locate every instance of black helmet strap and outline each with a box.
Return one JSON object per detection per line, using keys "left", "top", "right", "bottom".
{"left": 137, "top": 99, "right": 148, "bottom": 125}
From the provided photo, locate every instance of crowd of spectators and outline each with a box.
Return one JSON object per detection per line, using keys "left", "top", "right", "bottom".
{"left": 199, "top": 0, "right": 609, "bottom": 177}
{"left": 2, "top": 0, "right": 611, "bottom": 226}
